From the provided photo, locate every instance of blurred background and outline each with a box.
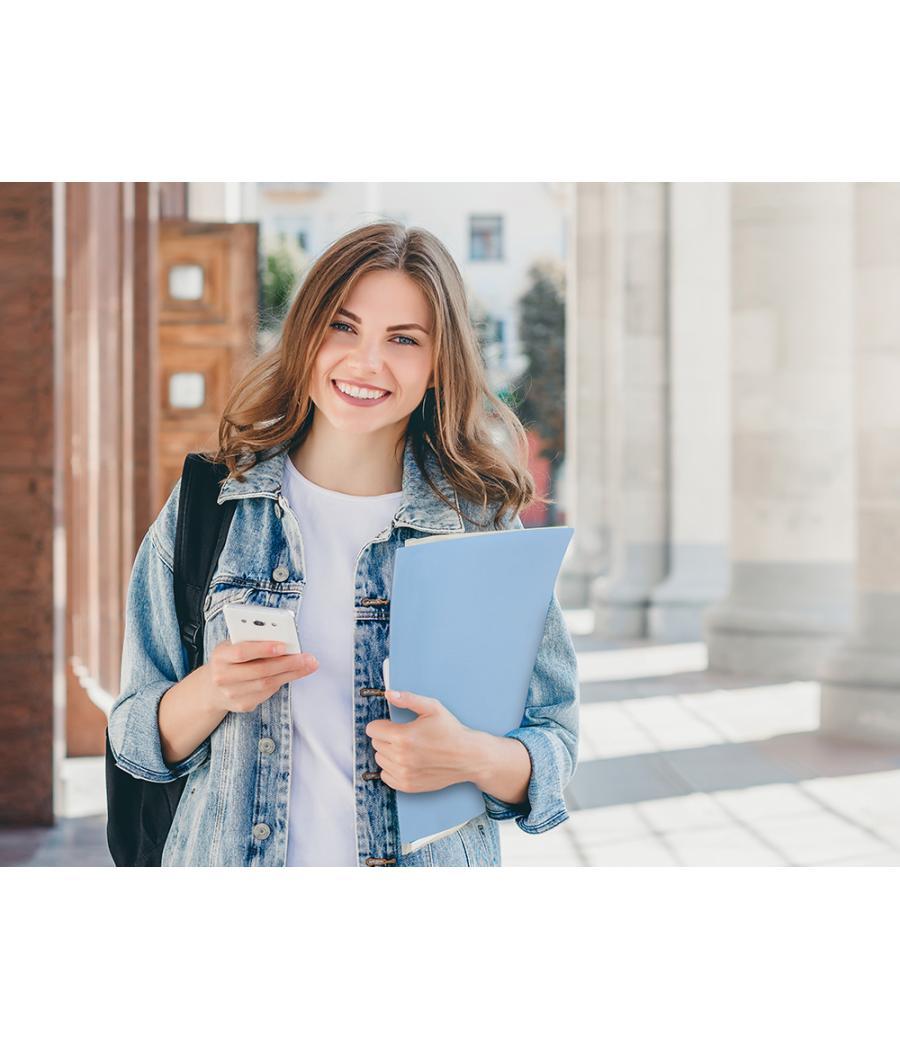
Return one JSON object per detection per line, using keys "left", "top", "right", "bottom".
{"left": 1, "top": 180, "right": 898, "bottom": 866}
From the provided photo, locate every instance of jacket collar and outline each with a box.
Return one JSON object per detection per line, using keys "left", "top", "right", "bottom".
{"left": 216, "top": 430, "right": 465, "bottom": 535}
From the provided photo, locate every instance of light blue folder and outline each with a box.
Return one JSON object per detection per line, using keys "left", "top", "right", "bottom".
{"left": 385, "top": 525, "right": 574, "bottom": 851}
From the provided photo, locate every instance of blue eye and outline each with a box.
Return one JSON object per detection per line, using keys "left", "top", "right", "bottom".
{"left": 329, "top": 321, "right": 419, "bottom": 346}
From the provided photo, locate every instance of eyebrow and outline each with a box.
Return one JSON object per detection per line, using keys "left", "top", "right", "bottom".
{"left": 337, "top": 307, "right": 431, "bottom": 334}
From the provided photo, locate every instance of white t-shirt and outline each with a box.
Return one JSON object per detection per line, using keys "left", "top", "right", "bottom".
{"left": 282, "top": 454, "right": 403, "bottom": 866}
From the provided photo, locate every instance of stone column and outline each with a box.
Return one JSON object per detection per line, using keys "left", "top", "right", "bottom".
{"left": 558, "top": 183, "right": 622, "bottom": 607}
{"left": 706, "top": 184, "right": 856, "bottom": 676}
{"left": 649, "top": 183, "right": 731, "bottom": 640}
{"left": 0, "top": 183, "right": 55, "bottom": 825}
{"left": 820, "top": 184, "right": 900, "bottom": 745}
{"left": 590, "top": 183, "right": 670, "bottom": 637}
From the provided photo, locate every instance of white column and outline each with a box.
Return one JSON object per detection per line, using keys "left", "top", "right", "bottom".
{"left": 649, "top": 183, "right": 731, "bottom": 640}
{"left": 240, "top": 182, "right": 259, "bottom": 221}
{"left": 820, "top": 183, "right": 900, "bottom": 744}
{"left": 187, "top": 183, "right": 228, "bottom": 222}
{"left": 186, "top": 182, "right": 253, "bottom": 223}
{"left": 558, "top": 182, "right": 622, "bottom": 606}
{"left": 706, "top": 184, "right": 856, "bottom": 676}
{"left": 591, "top": 183, "right": 669, "bottom": 637}
{"left": 364, "top": 183, "right": 382, "bottom": 221}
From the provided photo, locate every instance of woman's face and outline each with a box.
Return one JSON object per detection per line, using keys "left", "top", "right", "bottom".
{"left": 308, "top": 269, "right": 435, "bottom": 437}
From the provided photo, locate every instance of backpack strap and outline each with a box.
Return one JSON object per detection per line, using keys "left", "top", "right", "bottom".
{"left": 173, "top": 453, "right": 238, "bottom": 672}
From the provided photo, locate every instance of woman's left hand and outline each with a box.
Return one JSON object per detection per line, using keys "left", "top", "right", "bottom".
{"left": 364, "top": 690, "right": 480, "bottom": 793}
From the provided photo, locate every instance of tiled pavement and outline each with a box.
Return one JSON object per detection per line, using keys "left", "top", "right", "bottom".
{"left": 3, "top": 621, "right": 899, "bottom": 867}
{"left": 501, "top": 629, "right": 900, "bottom": 867}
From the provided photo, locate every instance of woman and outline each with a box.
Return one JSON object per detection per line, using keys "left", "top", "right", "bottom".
{"left": 108, "top": 221, "right": 579, "bottom": 867}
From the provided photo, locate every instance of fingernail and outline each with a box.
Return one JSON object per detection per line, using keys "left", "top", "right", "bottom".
{"left": 272, "top": 643, "right": 286, "bottom": 655}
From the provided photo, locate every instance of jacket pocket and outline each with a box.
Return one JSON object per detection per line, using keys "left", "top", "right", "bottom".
{"left": 457, "top": 814, "right": 501, "bottom": 867}
{"left": 203, "top": 581, "right": 255, "bottom": 623}
{"left": 425, "top": 814, "right": 499, "bottom": 867}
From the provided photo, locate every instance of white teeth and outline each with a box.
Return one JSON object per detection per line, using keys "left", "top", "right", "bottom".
{"left": 335, "top": 381, "right": 388, "bottom": 400}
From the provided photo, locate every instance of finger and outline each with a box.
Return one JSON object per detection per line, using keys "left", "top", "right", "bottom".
{"left": 224, "top": 652, "right": 317, "bottom": 684}
{"left": 219, "top": 640, "right": 285, "bottom": 663}
{"left": 379, "top": 768, "right": 399, "bottom": 790}
{"left": 385, "top": 690, "right": 438, "bottom": 715}
{"left": 365, "top": 719, "right": 401, "bottom": 744}
{"left": 372, "top": 749, "right": 389, "bottom": 769}
{"left": 234, "top": 661, "right": 317, "bottom": 707}
{"left": 371, "top": 739, "right": 398, "bottom": 759}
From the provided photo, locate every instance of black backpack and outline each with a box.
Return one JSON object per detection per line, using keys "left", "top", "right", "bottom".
{"left": 104, "top": 452, "right": 237, "bottom": 866}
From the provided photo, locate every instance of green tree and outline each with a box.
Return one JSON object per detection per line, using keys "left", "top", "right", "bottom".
{"left": 260, "top": 234, "right": 306, "bottom": 331}
{"left": 513, "top": 260, "right": 566, "bottom": 522}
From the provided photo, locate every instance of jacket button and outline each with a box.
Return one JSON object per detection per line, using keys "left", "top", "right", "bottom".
{"left": 258, "top": 737, "right": 276, "bottom": 755}
{"left": 272, "top": 566, "right": 290, "bottom": 582}
{"left": 252, "top": 823, "right": 271, "bottom": 840}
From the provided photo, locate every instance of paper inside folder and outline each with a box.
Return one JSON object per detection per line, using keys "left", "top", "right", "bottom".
{"left": 400, "top": 819, "right": 471, "bottom": 856}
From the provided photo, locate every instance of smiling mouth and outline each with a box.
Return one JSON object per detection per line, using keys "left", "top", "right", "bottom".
{"left": 331, "top": 379, "right": 392, "bottom": 405}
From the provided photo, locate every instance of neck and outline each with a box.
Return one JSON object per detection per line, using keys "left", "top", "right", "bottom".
{"left": 291, "top": 413, "right": 406, "bottom": 496}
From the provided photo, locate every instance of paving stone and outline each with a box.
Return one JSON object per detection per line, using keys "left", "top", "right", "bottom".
{"left": 745, "top": 812, "right": 887, "bottom": 865}
{"left": 499, "top": 822, "right": 583, "bottom": 866}
{"left": 661, "top": 741, "right": 798, "bottom": 794}
{"left": 663, "top": 825, "right": 785, "bottom": 866}
{"left": 568, "top": 753, "right": 689, "bottom": 809}
{"left": 577, "top": 704, "right": 658, "bottom": 760}
{"left": 581, "top": 838, "right": 678, "bottom": 866}
{"left": 799, "top": 770, "right": 900, "bottom": 823}
{"left": 756, "top": 735, "right": 900, "bottom": 780}
{"left": 566, "top": 804, "right": 649, "bottom": 844}
{"left": 636, "top": 792, "right": 731, "bottom": 833}
{"left": 825, "top": 850, "right": 900, "bottom": 866}
{"left": 681, "top": 683, "right": 820, "bottom": 742}
{"left": 621, "top": 697, "right": 724, "bottom": 751}
{"left": 710, "top": 783, "right": 826, "bottom": 821}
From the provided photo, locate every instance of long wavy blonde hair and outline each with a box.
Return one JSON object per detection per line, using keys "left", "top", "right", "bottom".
{"left": 205, "top": 220, "right": 545, "bottom": 528}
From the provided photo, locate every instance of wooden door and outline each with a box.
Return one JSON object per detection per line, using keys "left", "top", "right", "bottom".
{"left": 157, "top": 221, "right": 258, "bottom": 508}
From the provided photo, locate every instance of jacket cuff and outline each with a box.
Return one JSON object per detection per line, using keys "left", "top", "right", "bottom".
{"left": 480, "top": 726, "right": 570, "bottom": 835}
{"left": 109, "top": 679, "right": 211, "bottom": 783}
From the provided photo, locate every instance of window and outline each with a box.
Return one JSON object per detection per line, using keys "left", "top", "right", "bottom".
{"left": 469, "top": 215, "right": 503, "bottom": 261}
{"left": 167, "top": 264, "right": 204, "bottom": 301}
{"left": 168, "top": 372, "right": 206, "bottom": 409}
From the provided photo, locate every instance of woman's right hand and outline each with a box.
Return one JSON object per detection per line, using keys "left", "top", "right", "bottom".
{"left": 204, "top": 640, "right": 319, "bottom": 714}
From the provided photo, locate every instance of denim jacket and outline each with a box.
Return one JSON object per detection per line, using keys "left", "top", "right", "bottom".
{"left": 107, "top": 432, "right": 580, "bottom": 866}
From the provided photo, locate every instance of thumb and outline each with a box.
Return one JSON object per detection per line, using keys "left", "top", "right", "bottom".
{"left": 386, "top": 690, "right": 436, "bottom": 716}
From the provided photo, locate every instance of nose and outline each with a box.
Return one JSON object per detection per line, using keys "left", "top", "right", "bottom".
{"left": 349, "top": 333, "right": 384, "bottom": 376}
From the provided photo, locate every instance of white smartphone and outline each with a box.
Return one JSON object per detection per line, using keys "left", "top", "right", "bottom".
{"left": 223, "top": 602, "right": 302, "bottom": 655}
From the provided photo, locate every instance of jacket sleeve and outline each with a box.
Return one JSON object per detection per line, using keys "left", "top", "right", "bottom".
{"left": 480, "top": 512, "right": 580, "bottom": 834}
{"left": 107, "top": 478, "right": 212, "bottom": 784}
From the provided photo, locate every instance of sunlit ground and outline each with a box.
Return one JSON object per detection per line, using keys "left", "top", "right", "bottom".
{"left": 3, "top": 613, "right": 899, "bottom": 866}
{"left": 499, "top": 612, "right": 900, "bottom": 866}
